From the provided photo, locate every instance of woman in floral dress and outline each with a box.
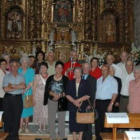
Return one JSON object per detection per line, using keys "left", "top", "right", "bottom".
{"left": 33, "top": 62, "right": 49, "bottom": 133}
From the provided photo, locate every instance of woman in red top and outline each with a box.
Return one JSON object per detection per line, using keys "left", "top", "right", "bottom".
{"left": 89, "top": 57, "right": 102, "bottom": 79}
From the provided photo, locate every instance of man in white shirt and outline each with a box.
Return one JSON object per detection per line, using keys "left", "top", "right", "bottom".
{"left": 106, "top": 54, "right": 122, "bottom": 79}
{"left": 0, "top": 59, "right": 9, "bottom": 111}
{"left": 46, "top": 51, "right": 56, "bottom": 76}
{"left": 95, "top": 65, "right": 118, "bottom": 140}
{"left": 119, "top": 60, "right": 135, "bottom": 112}
{"left": 117, "top": 51, "right": 128, "bottom": 74}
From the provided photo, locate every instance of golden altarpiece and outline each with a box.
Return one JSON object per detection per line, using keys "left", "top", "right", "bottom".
{"left": 0, "top": 0, "right": 134, "bottom": 62}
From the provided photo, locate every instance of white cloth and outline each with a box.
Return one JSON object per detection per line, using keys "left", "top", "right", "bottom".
{"left": 47, "top": 61, "right": 56, "bottom": 76}
{"left": 111, "top": 63, "right": 122, "bottom": 79}
{"left": 0, "top": 69, "right": 9, "bottom": 98}
{"left": 120, "top": 72, "right": 135, "bottom": 96}
{"left": 96, "top": 75, "right": 118, "bottom": 100}
{"left": 117, "top": 62, "right": 127, "bottom": 75}
{"left": 76, "top": 83, "right": 80, "bottom": 97}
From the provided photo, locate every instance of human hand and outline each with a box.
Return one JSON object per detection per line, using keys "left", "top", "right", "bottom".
{"left": 53, "top": 94, "right": 60, "bottom": 101}
{"left": 87, "top": 106, "right": 91, "bottom": 110}
{"left": 107, "top": 103, "right": 113, "bottom": 112}
{"left": 73, "top": 100, "right": 81, "bottom": 107}
{"left": 114, "top": 102, "right": 119, "bottom": 106}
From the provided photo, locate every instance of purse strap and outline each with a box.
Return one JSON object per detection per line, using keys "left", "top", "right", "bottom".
{"left": 77, "top": 99, "right": 94, "bottom": 112}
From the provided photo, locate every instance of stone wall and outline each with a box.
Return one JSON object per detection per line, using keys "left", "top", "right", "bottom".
{"left": 134, "top": 0, "right": 140, "bottom": 48}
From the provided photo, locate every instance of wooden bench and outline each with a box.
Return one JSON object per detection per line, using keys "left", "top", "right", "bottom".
{"left": 101, "top": 113, "right": 140, "bottom": 140}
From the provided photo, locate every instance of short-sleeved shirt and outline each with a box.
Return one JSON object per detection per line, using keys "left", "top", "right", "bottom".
{"left": 96, "top": 75, "right": 118, "bottom": 100}
{"left": 3, "top": 73, "right": 25, "bottom": 95}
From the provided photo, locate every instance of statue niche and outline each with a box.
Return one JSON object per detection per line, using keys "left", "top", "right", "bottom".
{"left": 6, "top": 8, "right": 23, "bottom": 39}
{"left": 101, "top": 12, "right": 117, "bottom": 42}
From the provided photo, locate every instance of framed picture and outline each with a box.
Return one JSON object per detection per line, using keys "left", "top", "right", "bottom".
{"left": 51, "top": 0, "right": 75, "bottom": 23}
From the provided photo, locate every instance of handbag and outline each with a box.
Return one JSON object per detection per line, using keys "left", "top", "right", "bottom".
{"left": 24, "top": 90, "right": 34, "bottom": 108}
{"left": 76, "top": 99, "right": 95, "bottom": 124}
{"left": 58, "top": 94, "right": 68, "bottom": 111}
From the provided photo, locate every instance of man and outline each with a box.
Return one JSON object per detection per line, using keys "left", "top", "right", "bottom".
{"left": 95, "top": 65, "right": 118, "bottom": 140}
{"left": 119, "top": 60, "right": 135, "bottom": 112}
{"left": 117, "top": 51, "right": 128, "bottom": 74}
{"left": 82, "top": 62, "right": 96, "bottom": 140}
{"left": 62, "top": 50, "right": 81, "bottom": 80}
{"left": 46, "top": 51, "right": 56, "bottom": 75}
{"left": 3, "top": 60, "right": 26, "bottom": 140}
{"left": 106, "top": 54, "right": 122, "bottom": 79}
{"left": 0, "top": 59, "right": 9, "bottom": 111}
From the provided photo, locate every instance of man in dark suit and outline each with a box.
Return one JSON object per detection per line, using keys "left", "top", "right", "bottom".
{"left": 82, "top": 62, "right": 97, "bottom": 140}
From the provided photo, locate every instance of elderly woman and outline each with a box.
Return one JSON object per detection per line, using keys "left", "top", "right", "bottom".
{"left": 18, "top": 57, "right": 35, "bottom": 133}
{"left": 33, "top": 62, "right": 49, "bottom": 133}
{"left": 66, "top": 67, "right": 90, "bottom": 140}
{"left": 44, "top": 61, "right": 69, "bottom": 140}
{"left": 127, "top": 65, "right": 140, "bottom": 113}
{"left": 109, "top": 66, "right": 122, "bottom": 112}
{"left": 89, "top": 57, "right": 102, "bottom": 79}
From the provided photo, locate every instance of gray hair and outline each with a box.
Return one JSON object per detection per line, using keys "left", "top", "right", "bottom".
{"left": 20, "top": 57, "right": 30, "bottom": 64}
{"left": 134, "top": 65, "right": 140, "bottom": 72}
{"left": 73, "top": 67, "right": 83, "bottom": 74}
{"left": 82, "top": 62, "right": 91, "bottom": 69}
{"left": 46, "top": 50, "right": 55, "bottom": 56}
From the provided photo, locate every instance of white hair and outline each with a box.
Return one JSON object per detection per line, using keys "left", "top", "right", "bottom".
{"left": 134, "top": 65, "right": 140, "bottom": 73}
{"left": 20, "top": 57, "right": 30, "bottom": 64}
{"left": 46, "top": 50, "right": 55, "bottom": 56}
{"left": 109, "top": 66, "right": 116, "bottom": 72}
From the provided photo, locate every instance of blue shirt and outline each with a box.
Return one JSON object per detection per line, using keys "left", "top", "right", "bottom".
{"left": 3, "top": 73, "right": 25, "bottom": 95}
{"left": 96, "top": 75, "right": 118, "bottom": 100}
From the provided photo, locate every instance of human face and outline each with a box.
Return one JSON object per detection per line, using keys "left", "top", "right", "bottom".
{"left": 0, "top": 61, "right": 7, "bottom": 71}
{"left": 72, "top": 52, "right": 77, "bottom": 62}
{"left": 91, "top": 59, "right": 98, "bottom": 68}
{"left": 120, "top": 52, "right": 128, "bottom": 63}
{"left": 82, "top": 64, "right": 90, "bottom": 74}
{"left": 10, "top": 62, "right": 19, "bottom": 74}
{"left": 40, "top": 65, "right": 47, "bottom": 74}
{"left": 106, "top": 55, "right": 114, "bottom": 66}
{"left": 134, "top": 69, "right": 140, "bottom": 80}
{"left": 125, "top": 61, "right": 133, "bottom": 74}
{"left": 47, "top": 52, "right": 55, "bottom": 62}
{"left": 37, "top": 53, "right": 43, "bottom": 62}
{"left": 101, "top": 66, "right": 109, "bottom": 77}
{"left": 21, "top": 59, "right": 28, "bottom": 70}
{"left": 109, "top": 68, "right": 115, "bottom": 76}
{"left": 55, "top": 64, "right": 63, "bottom": 75}
{"left": 29, "top": 57, "right": 35, "bottom": 66}
{"left": 74, "top": 69, "right": 82, "bottom": 79}
{"left": 3, "top": 55, "right": 10, "bottom": 63}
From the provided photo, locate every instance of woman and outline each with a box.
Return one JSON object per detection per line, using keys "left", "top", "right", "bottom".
{"left": 0, "top": 58, "right": 9, "bottom": 111}
{"left": 89, "top": 57, "right": 102, "bottom": 79}
{"left": 33, "top": 51, "right": 45, "bottom": 74}
{"left": 18, "top": 57, "right": 35, "bottom": 133}
{"left": 44, "top": 61, "right": 69, "bottom": 140}
{"left": 2, "top": 53, "right": 10, "bottom": 71}
{"left": 33, "top": 62, "right": 49, "bottom": 133}
{"left": 66, "top": 67, "right": 90, "bottom": 140}
{"left": 109, "top": 66, "right": 122, "bottom": 112}
{"left": 127, "top": 65, "right": 140, "bottom": 113}
{"left": 28, "top": 55, "right": 35, "bottom": 69}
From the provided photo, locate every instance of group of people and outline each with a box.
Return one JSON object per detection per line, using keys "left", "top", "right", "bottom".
{"left": 0, "top": 50, "right": 140, "bottom": 140}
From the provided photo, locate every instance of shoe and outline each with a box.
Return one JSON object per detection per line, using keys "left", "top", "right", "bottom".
{"left": 25, "top": 128, "right": 30, "bottom": 133}
{"left": 18, "top": 128, "right": 23, "bottom": 133}
{"left": 37, "top": 128, "right": 43, "bottom": 134}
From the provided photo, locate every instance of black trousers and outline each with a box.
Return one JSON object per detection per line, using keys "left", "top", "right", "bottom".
{"left": 0, "top": 98, "right": 4, "bottom": 111}
{"left": 95, "top": 99, "right": 111, "bottom": 140}
{"left": 3, "top": 93, "right": 23, "bottom": 140}
{"left": 82, "top": 124, "right": 92, "bottom": 140}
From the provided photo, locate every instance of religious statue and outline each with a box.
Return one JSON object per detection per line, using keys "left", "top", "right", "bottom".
{"left": 7, "top": 9, "right": 22, "bottom": 39}
{"left": 105, "top": 15, "right": 116, "bottom": 42}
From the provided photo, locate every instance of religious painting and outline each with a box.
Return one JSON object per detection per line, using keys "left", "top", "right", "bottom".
{"left": 53, "top": 0, "right": 73, "bottom": 23}
{"left": 6, "top": 8, "right": 23, "bottom": 39}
